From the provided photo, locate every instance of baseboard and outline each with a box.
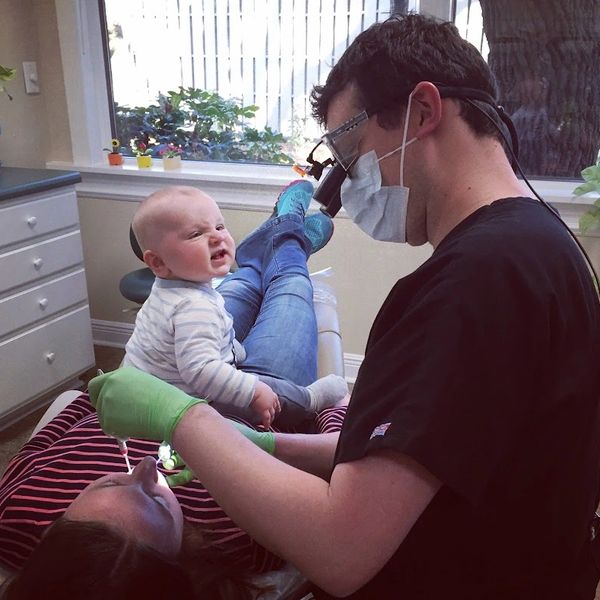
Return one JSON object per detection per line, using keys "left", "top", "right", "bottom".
{"left": 91, "top": 319, "right": 364, "bottom": 384}
{"left": 91, "top": 318, "right": 134, "bottom": 348}
{"left": 342, "top": 353, "right": 363, "bottom": 386}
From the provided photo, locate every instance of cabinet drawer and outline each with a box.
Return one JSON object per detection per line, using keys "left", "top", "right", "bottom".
{"left": 0, "top": 231, "right": 84, "bottom": 295}
{"left": 0, "top": 270, "right": 89, "bottom": 339}
{"left": 0, "top": 188, "right": 79, "bottom": 250}
{"left": 0, "top": 307, "right": 94, "bottom": 418}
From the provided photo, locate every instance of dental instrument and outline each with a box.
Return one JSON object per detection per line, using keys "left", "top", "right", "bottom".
{"left": 117, "top": 438, "right": 132, "bottom": 473}
{"left": 97, "top": 368, "right": 133, "bottom": 473}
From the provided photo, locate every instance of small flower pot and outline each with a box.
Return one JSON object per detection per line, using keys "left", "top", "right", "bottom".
{"left": 162, "top": 155, "right": 182, "bottom": 170}
{"left": 107, "top": 153, "right": 124, "bottom": 166}
{"left": 136, "top": 155, "right": 153, "bottom": 169}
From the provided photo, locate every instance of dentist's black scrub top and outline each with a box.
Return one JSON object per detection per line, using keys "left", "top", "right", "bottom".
{"left": 329, "top": 198, "right": 600, "bottom": 599}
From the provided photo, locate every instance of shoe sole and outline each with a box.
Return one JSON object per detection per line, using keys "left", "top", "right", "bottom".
{"left": 305, "top": 214, "right": 334, "bottom": 254}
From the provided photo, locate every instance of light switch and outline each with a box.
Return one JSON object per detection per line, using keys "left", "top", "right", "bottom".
{"left": 22, "top": 61, "right": 40, "bottom": 94}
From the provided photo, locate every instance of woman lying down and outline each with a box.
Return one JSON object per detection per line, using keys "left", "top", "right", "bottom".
{"left": 0, "top": 389, "right": 345, "bottom": 599}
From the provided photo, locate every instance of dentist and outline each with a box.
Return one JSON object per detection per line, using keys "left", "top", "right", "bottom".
{"left": 91, "top": 14, "right": 600, "bottom": 599}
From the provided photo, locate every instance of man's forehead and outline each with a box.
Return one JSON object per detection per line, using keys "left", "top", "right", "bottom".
{"left": 325, "top": 85, "right": 363, "bottom": 131}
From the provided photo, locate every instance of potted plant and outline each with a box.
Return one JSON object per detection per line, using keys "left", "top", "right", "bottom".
{"left": 160, "top": 143, "right": 183, "bottom": 170}
{"left": 131, "top": 138, "right": 155, "bottom": 168}
{"left": 0, "top": 65, "right": 15, "bottom": 166}
{"left": 0, "top": 65, "right": 16, "bottom": 101}
{"left": 575, "top": 150, "right": 600, "bottom": 234}
{"left": 103, "top": 138, "right": 125, "bottom": 166}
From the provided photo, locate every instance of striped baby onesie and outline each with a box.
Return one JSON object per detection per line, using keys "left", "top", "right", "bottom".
{"left": 123, "top": 278, "right": 256, "bottom": 408}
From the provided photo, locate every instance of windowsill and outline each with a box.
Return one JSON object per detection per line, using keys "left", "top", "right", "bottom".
{"left": 46, "top": 158, "right": 312, "bottom": 214}
{"left": 46, "top": 159, "right": 599, "bottom": 234}
{"left": 48, "top": 157, "right": 298, "bottom": 186}
{"left": 46, "top": 158, "right": 298, "bottom": 210}
{"left": 526, "top": 179, "right": 599, "bottom": 235}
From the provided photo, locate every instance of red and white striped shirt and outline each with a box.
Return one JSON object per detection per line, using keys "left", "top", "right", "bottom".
{"left": 0, "top": 394, "right": 345, "bottom": 572}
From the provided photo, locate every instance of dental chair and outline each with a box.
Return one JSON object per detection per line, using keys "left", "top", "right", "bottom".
{"left": 0, "top": 226, "right": 345, "bottom": 598}
{"left": 118, "top": 226, "right": 154, "bottom": 304}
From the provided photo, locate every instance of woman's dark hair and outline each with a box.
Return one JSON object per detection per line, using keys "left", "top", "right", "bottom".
{"left": 1, "top": 518, "right": 262, "bottom": 600}
{"left": 311, "top": 13, "right": 500, "bottom": 140}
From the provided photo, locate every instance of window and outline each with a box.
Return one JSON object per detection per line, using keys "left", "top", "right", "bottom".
{"left": 453, "top": 0, "right": 598, "bottom": 179}
{"left": 102, "top": 0, "right": 395, "bottom": 166}
{"left": 93, "top": 0, "right": 600, "bottom": 183}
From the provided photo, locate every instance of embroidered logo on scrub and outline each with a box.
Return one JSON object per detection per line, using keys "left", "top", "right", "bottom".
{"left": 370, "top": 422, "right": 391, "bottom": 439}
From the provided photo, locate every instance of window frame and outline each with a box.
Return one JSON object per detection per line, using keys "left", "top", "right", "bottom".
{"left": 51, "top": 0, "right": 598, "bottom": 234}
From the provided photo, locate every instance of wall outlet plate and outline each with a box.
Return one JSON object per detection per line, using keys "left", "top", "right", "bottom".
{"left": 22, "top": 62, "right": 40, "bottom": 94}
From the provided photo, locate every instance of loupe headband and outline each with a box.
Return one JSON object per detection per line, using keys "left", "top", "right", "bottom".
{"left": 434, "top": 83, "right": 519, "bottom": 163}
{"left": 306, "top": 81, "right": 520, "bottom": 183}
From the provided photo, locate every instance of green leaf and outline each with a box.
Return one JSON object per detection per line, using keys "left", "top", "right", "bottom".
{"left": 581, "top": 165, "right": 600, "bottom": 182}
{"left": 114, "top": 84, "right": 292, "bottom": 164}
{"left": 0, "top": 65, "right": 16, "bottom": 81}
{"left": 579, "top": 212, "right": 598, "bottom": 233}
{"left": 573, "top": 181, "right": 597, "bottom": 196}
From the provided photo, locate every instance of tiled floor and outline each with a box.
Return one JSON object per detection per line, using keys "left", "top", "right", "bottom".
{"left": 0, "top": 345, "right": 125, "bottom": 477}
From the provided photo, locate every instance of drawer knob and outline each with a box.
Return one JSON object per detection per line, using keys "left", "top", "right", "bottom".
{"left": 33, "top": 258, "right": 43, "bottom": 270}
{"left": 39, "top": 297, "right": 49, "bottom": 310}
{"left": 27, "top": 216, "right": 38, "bottom": 227}
{"left": 45, "top": 352, "right": 56, "bottom": 364}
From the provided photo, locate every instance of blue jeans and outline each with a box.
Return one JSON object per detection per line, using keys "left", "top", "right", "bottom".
{"left": 216, "top": 214, "right": 317, "bottom": 427}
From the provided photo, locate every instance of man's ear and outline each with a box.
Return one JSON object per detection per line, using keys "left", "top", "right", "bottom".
{"left": 143, "top": 249, "right": 170, "bottom": 278}
{"left": 410, "top": 81, "right": 443, "bottom": 138}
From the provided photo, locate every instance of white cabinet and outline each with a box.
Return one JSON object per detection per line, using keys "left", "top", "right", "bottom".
{"left": 0, "top": 180, "right": 94, "bottom": 428}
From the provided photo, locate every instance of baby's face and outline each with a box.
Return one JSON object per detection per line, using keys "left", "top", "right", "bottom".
{"left": 157, "top": 192, "right": 235, "bottom": 283}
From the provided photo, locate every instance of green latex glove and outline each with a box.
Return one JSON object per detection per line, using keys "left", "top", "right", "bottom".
{"left": 230, "top": 421, "right": 275, "bottom": 455}
{"left": 89, "top": 367, "right": 206, "bottom": 443}
{"left": 160, "top": 423, "right": 274, "bottom": 487}
{"left": 167, "top": 469, "right": 195, "bottom": 487}
{"left": 162, "top": 452, "right": 195, "bottom": 488}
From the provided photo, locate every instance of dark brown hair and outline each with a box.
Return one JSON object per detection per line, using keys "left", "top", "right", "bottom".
{"left": 1, "top": 518, "right": 262, "bottom": 600}
{"left": 311, "top": 14, "right": 500, "bottom": 140}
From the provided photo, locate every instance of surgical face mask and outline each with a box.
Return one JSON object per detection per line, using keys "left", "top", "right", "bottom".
{"left": 340, "top": 92, "right": 417, "bottom": 242}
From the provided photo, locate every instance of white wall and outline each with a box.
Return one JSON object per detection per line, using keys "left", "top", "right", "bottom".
{"left": 77, "top": 195, "right": 433, "bottom": 356}
{"left": 4, "top": 0, "right": 599, "bottom": 360}
{"left": 0, "top": 0, "right": 71, "bottom": 167}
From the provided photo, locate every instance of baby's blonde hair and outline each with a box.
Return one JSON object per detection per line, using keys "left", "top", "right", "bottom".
{"left": 132, "top": 186, "right": 211, "bottom": 252}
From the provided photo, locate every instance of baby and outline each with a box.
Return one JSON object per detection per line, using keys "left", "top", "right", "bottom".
{"left": 123, "top": 185, "right": 347, "bottom": 427}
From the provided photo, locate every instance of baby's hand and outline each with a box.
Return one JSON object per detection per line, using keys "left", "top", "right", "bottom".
{"left": 250, "top": 381, "right": 281, "bottom": 428}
